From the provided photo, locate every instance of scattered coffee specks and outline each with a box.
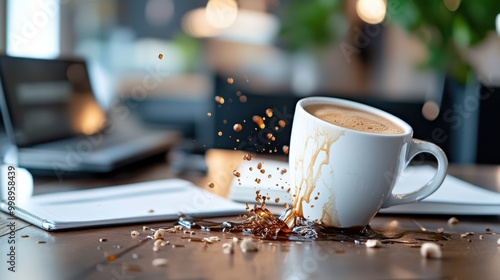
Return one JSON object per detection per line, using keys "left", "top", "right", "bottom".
{"left": 107, "top": 254, "right": 116, "bottom": 262}
{"left": 365, "top": 239, "right": 382, "bottom": 248}
{"left": 209, "top": 236, "right": 221, "bottom": 242}
{"left": 21, "top": 235, "right": 29, "bottom": 238}
{"left": 152, "top": 258, "right": 168, "bottom": 267}
{"left": 154, "top": 239, "right": 169, "bottom": 247}
{"left": 460, "top": 232, "right": 474, "bottom": 238}
{"left": 188, "top": 238, "right": 204, "bottom": 243}
{"left": 420, "top": 242, "right": 442, "bottom": 259}
{"left": 154, "top": 229, "right": 169, "bottom": 240}
{"left": 222, "top": 242, "right": 234, "bottom": 254}
{"left": 203, "top": 237, "right": 213, "bottom": 244}
{"left": 448, "top": 217, "right": 459, "bottom": 225}
{"left": 123, "top": 263, "right": 142, "bottom": 272}
{"left": 240, "top": 238, "right": 258, "bottom": 252}
{"left": 174, "top": 225, "right": 184, "bottom": 231}
{"left": 37, "top": 241, "right": 46, "bottom": 244}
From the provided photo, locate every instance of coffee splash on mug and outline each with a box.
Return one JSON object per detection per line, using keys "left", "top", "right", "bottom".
{"left": 281, "top": 128, "right": 344, "bottom": 229}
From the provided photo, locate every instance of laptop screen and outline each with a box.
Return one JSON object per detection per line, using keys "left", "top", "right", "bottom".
{"left": 0, "top": 55, "right": 106, "bottom": 147}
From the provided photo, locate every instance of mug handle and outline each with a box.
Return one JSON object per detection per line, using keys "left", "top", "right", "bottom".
{"left": 382, "top": 139, "right": 448, "bottom": 208}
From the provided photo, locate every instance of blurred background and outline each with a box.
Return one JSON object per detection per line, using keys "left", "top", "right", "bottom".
{"left": 0, "top": 0, "right": 499, "bottom": 164}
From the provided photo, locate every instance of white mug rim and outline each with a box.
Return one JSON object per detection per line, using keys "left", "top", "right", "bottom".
{"left": 297, "top": 97, "right": 413, "bottom": 137}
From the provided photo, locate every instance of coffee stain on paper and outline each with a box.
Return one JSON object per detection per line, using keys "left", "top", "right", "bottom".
{"left": 282, "top": 127, "right": 344, "bottom": 228}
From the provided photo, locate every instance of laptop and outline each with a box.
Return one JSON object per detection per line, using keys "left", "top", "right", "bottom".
{"left": 0, "top": 55, "right": 180, "bottom": 176}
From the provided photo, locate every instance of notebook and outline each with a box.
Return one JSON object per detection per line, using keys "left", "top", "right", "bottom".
{"left": 229, "top": 159, "right": 500, "bottom": 215}
{"left": 0, "top": 55, "right": 180, "bottom": 175}
{"left": 0, "top": 166, "right": 246, "bottom": 231}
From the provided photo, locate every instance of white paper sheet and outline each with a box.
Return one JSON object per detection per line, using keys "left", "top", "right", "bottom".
{"left": 381, "top": 165, "right": 500, "bottom": 215}
{"left": 1, "top": 178, "right": 246, "bottom": 230}
{"left": 392, "top": 165, "right": 500, "bottom": 205}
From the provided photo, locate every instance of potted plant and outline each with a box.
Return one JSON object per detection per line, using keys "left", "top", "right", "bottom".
{"left": 391, "top": 0, "right": 500, "bottom": 163}
{"left": 391, "top": 0, "right": 500, "bottom": 85}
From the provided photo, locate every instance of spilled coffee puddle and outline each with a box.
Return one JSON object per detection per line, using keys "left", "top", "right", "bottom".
{"left": 176, "top": 211, "right": 450, "bottom": 245}
{"left": 175, "top": 188, "right": 450, "bottom": 245}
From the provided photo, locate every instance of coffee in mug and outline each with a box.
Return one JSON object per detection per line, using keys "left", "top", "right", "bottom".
{"left": 304, "top": 104, "right": 405, "bottom": 135}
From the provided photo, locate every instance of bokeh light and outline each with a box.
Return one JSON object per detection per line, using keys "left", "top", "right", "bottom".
{"left": 422, "top": 101, "right": 440, "bottom": 121}
{"left": 205, "top": 0, "right": 238, "bottom": 29}
{"left": 356, "top": 0, "right": 386, "bottom": 25}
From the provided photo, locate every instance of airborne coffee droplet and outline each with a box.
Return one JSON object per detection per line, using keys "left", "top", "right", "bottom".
{"left": 243, "top": 153, "right": 253, "bottom": 161}
{"left": 233, "top": 123, "right": 243, "bottom": 132}
{"left": 282, "top": 145, "right": 289, "bottom": 155}
{"left": 215, "top": 96, "right": 225, "bottom": 105}
{"left": 252, "top": 115, "right": 265, "bottom": 129}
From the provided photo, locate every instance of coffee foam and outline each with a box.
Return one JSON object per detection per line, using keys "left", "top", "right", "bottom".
{"left": 304, "top": 104, "right": 405, "bottom": 135}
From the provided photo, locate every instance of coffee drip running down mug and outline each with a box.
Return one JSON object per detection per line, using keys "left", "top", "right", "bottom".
{"left": 285, "top": 97, "right": 448, "bottom": 228}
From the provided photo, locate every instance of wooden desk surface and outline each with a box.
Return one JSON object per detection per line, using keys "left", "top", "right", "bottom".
{"left": 2, "top": 150, "right": 500, "bottom": 280}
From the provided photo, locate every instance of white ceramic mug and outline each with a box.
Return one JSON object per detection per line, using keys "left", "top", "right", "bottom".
{"left": 287, "top": 97, "right": 448, "bottom": 228}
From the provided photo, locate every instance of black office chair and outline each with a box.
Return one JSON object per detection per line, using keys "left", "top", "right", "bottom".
{"left": 476, "top": 84, "right": 500, "bottom": 164}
